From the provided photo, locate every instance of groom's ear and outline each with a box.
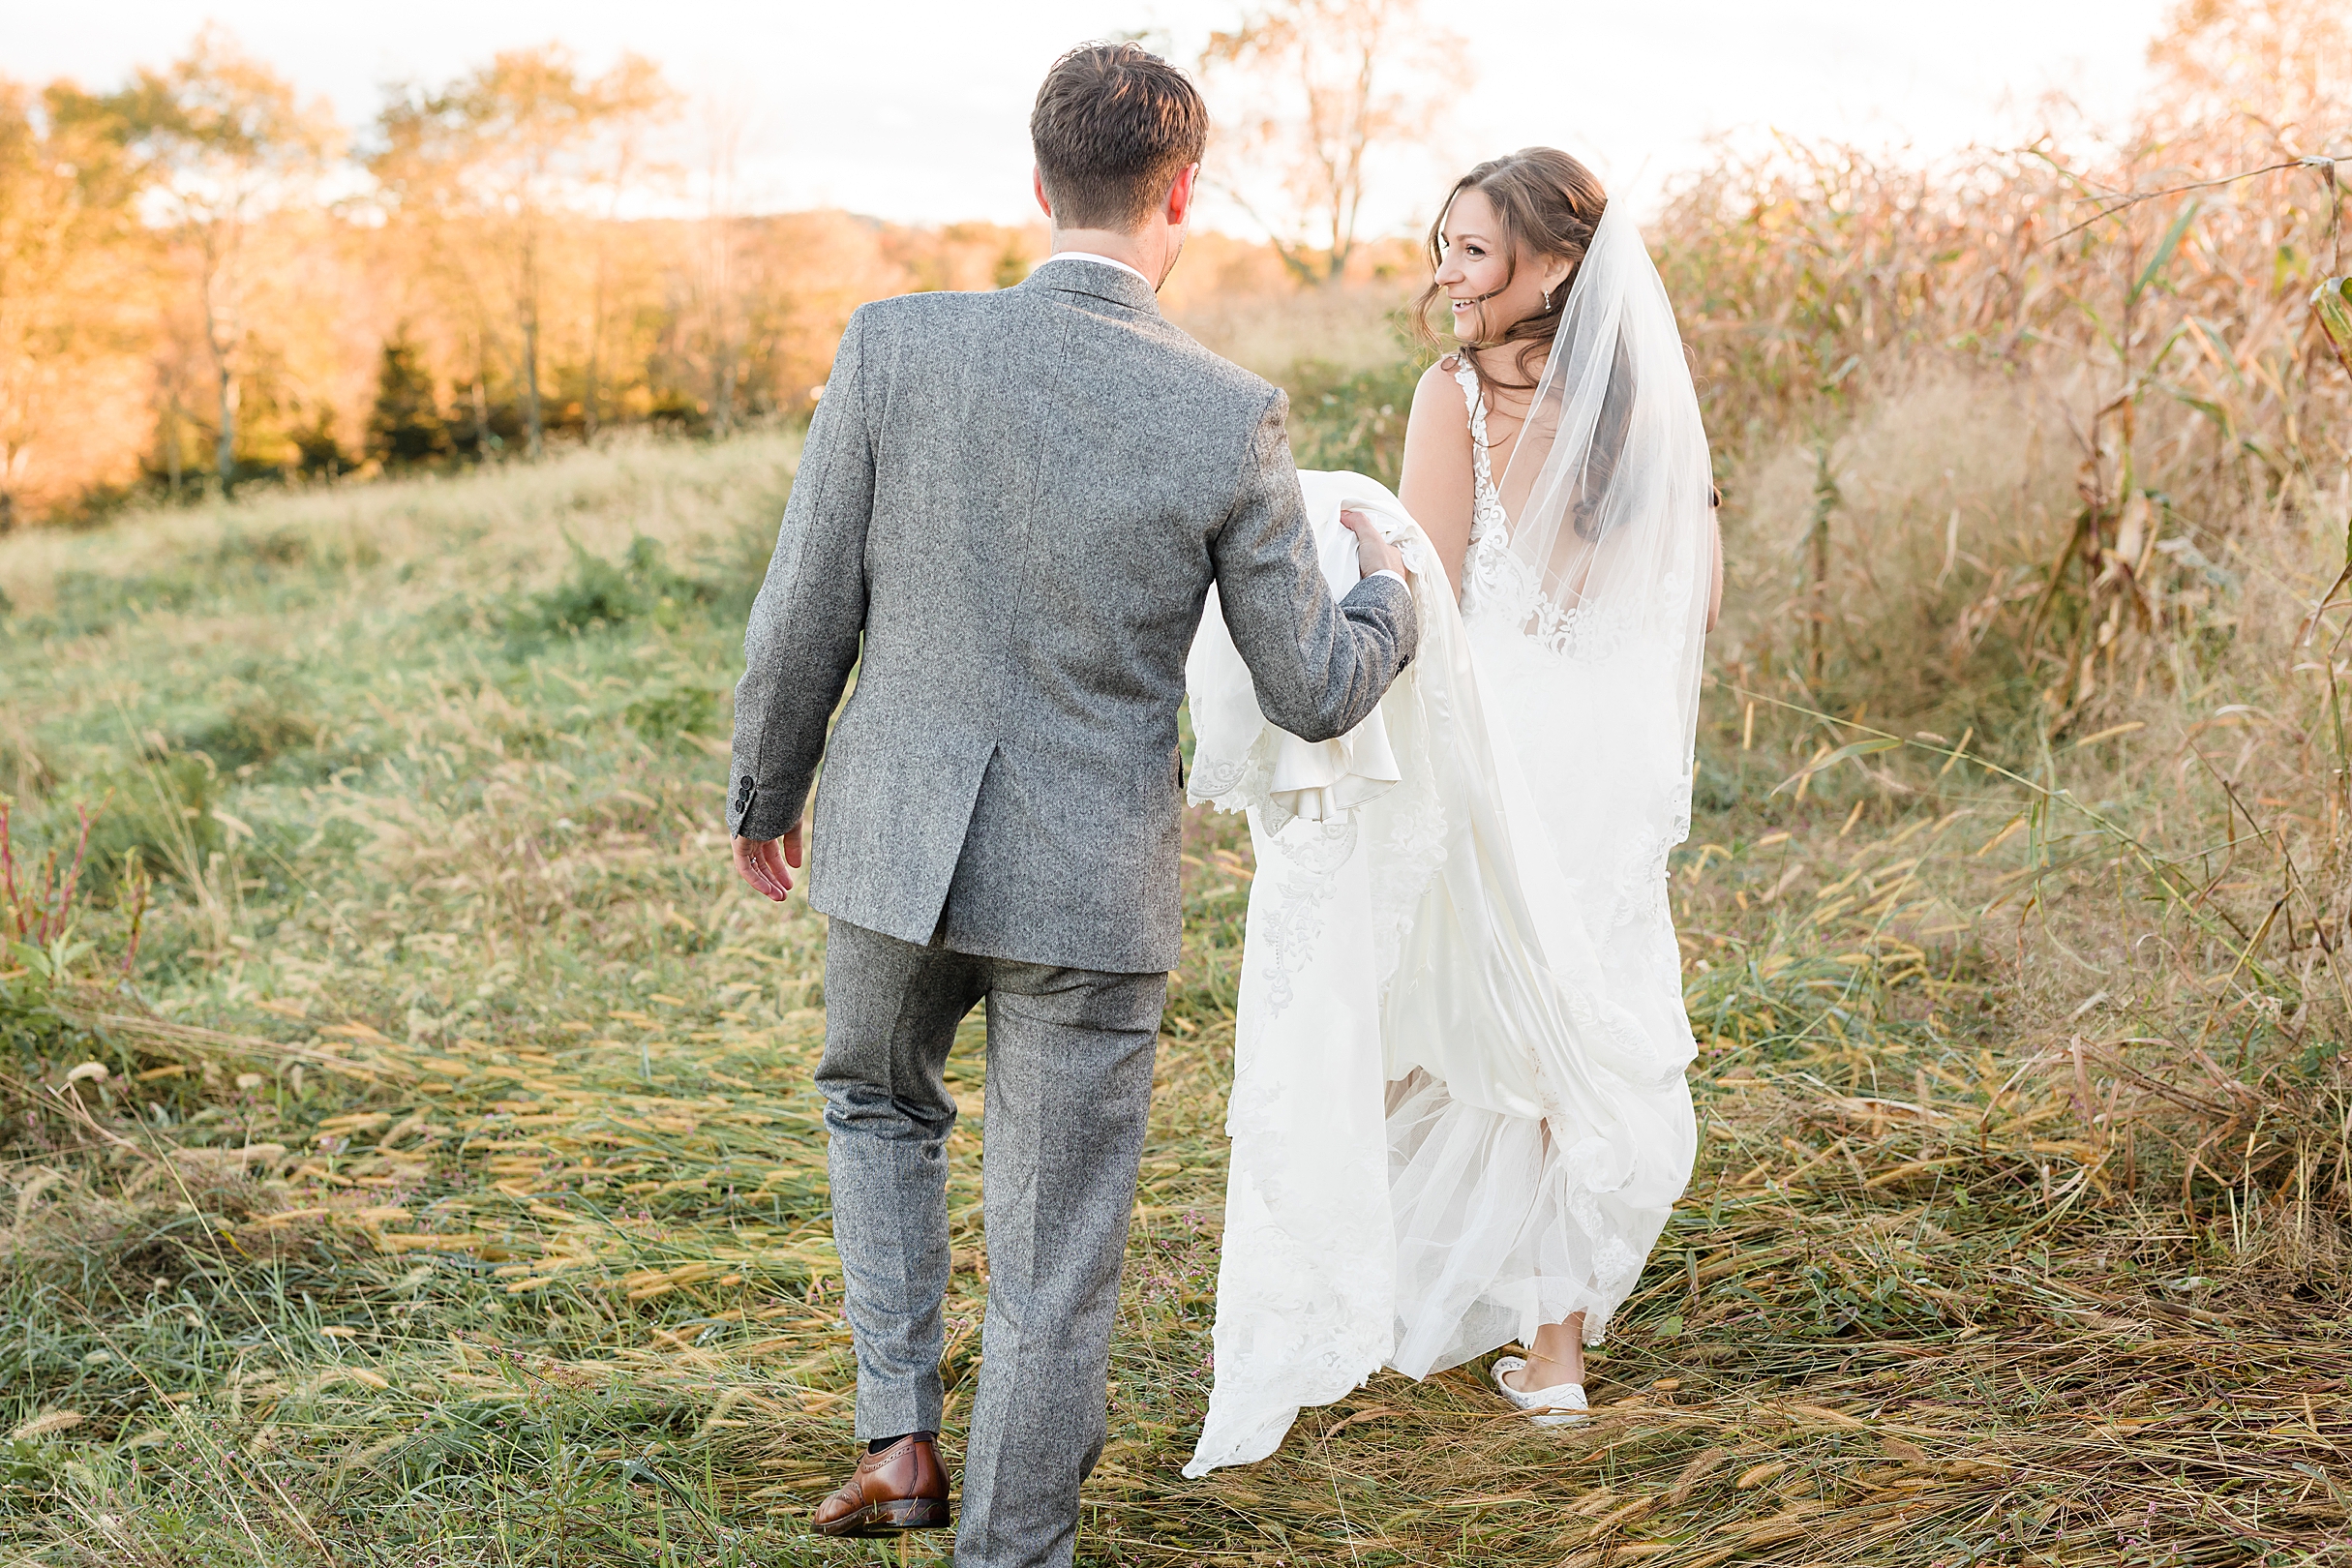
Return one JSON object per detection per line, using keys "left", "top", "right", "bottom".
{"left": 1033, "top": 166, "right": 1054, "bottom": 222}
{"left": 1165, "top": 163, "right": 1199, "bottom": 227}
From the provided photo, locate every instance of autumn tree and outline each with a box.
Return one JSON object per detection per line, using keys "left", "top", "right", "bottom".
{"left": 97, "top": 26, "right": 333, "bottom": 494}
{"left": 372, "top": 46, "right": 678, "bottom": 459}
{"left": 686, "top": 93, "right": 758, "bottom": 436}
{"left": 1198, "top": 0, "right": 1468, "bottom": 286}
{"left": 0, "top": 81, "right": 140, "bottom": 529}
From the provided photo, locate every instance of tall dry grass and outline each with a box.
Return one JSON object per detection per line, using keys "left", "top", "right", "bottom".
{"left": 1636, "top": 0, "right": 2352, "bottom": 1261}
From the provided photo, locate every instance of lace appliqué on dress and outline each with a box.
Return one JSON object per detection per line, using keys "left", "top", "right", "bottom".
{"left": 1454, "top": 362, "right": 1523, "bottom": 625}
{"left": 1252, "top": 818, "right": 1359, "bottom": 1016}
{"left": 1452, "top": 364, "right": 1702, "bottom": 667}
{"left": 1191, "top": 725, "right": 1279, "bottom": 819}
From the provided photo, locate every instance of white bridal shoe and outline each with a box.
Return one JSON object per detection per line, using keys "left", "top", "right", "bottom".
{"left": 1492, "top": 1356, "right": 1589, "bottom": 1427}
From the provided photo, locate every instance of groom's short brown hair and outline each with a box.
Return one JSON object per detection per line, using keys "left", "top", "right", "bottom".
{"left": 1031, "top": 43, "right": 1208, "bottom": 233}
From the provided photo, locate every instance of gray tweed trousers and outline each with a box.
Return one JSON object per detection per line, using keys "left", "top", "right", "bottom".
{"left": 816, "top": 917, "right": 1165, "bottom": 1568}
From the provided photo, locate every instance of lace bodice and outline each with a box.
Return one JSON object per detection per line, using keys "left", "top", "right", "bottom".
{"left": 1452, "top": 359, "right": 1523, "bottom": 620}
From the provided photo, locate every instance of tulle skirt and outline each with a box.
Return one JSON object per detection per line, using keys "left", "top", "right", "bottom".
{"left": 1385, "top": 1063, "right": 1695, "bottom": 1376}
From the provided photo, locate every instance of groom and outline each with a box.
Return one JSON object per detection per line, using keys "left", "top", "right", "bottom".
{"left": 726, "top": 41, "right": 1416, "bottom": 1568}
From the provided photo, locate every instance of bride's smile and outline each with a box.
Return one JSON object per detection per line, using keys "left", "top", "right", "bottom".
{"left": 1432, "top": 187, "right": 1572, "bottom": 347}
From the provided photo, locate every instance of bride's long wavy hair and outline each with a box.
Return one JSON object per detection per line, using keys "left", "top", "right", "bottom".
{"left": 1414, "top": 149, "right": 1609, "bottom": 408}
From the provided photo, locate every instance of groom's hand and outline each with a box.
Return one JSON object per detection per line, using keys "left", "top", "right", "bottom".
{"left": 734, "top": 825, "right": 802, "bottom": 901}
{"left": 1342, "top": 510, "right": 1407, "bottom": 582}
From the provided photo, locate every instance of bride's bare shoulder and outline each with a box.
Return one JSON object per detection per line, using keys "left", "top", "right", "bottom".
{"left": 1405, "top": 357, "right": 1473, "bottom": 446}
{"left": 1411, "top": 359, "right": 1467, "bottom": 420}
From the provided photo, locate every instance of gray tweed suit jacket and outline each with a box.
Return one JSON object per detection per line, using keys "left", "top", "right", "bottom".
{"left": 726, "top": 257, "right": 1418, "bottom": 974}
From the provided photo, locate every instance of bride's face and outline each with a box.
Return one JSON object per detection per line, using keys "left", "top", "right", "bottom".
{"left": 1433, "top": 188, "right": 1566, "bottom": 345}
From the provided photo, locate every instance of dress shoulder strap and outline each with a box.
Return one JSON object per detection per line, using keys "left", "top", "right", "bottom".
{"left": 1453, "top": 359, "right": 1499, "bottom": 530}
{"left": 1451, "top": 356, "right": 1480, "bottom": 418}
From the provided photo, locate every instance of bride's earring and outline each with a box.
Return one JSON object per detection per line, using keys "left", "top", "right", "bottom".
{"left": 1542, "top": 286, "right": 1553, "bottom": 312}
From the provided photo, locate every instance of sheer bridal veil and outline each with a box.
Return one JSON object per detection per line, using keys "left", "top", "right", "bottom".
{"left": 1475, "top": 199, "right": 1717, "bottom": 891}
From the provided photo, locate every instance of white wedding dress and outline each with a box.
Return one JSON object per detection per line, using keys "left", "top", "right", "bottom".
{"left": 1183, "top": 207, "right": 1712, "bottom": 1476}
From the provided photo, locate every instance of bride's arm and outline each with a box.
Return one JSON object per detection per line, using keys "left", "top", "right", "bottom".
{"left": 1397, "top": 359, "right": 1476, "bottom": 599}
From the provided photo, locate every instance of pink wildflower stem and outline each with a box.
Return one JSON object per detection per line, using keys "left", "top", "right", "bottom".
{"left": 0, "top": 799, "right": 15, "bottom": 942}
{"left": 45, "top": 805, "right": 93, "bottom": 949}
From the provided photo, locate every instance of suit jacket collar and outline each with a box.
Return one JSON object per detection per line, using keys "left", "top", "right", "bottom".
{"left": 1024, "top": 256, "right": 1163, "bottom": 317}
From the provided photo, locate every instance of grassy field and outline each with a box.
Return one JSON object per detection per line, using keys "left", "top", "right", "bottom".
{"left": 1, "top": 427, "right": 2346, "bottom": 1567}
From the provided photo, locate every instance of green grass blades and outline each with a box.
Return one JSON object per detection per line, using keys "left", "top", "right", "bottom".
{"left": 1, "top": 433, "right": 2346, "bottom": 1566}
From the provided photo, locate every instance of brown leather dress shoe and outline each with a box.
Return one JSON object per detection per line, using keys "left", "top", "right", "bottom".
{"left": 813, "top": 1434, "right": 950, "bottom": 1537}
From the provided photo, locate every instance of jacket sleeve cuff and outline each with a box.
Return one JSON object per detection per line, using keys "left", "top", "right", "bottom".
{"left": 1342, "top": 570, "right": 1412, "bottom": 612}
{"left": 1340, "top": 571, "right": 1419, "bottom": 663}
{"left": 728, "top": 779, "right": 801, "bottom": 841}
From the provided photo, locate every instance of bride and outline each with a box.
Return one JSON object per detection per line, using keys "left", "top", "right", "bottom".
{"left": 1182, "top": 147, "right": 1722, "bottom": 1475}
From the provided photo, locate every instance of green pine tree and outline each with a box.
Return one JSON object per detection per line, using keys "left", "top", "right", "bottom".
{"left": 366, "top": 333, "right": 448, "bottom": 467}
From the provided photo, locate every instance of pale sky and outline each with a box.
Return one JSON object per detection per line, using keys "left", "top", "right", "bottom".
{"left": 6, "top": 0, "right": 2179, "bottom": 233}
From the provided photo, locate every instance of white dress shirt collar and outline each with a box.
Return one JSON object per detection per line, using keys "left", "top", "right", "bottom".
{"left": 1047, "top": 250, "right": 1157, "bottom": 291}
